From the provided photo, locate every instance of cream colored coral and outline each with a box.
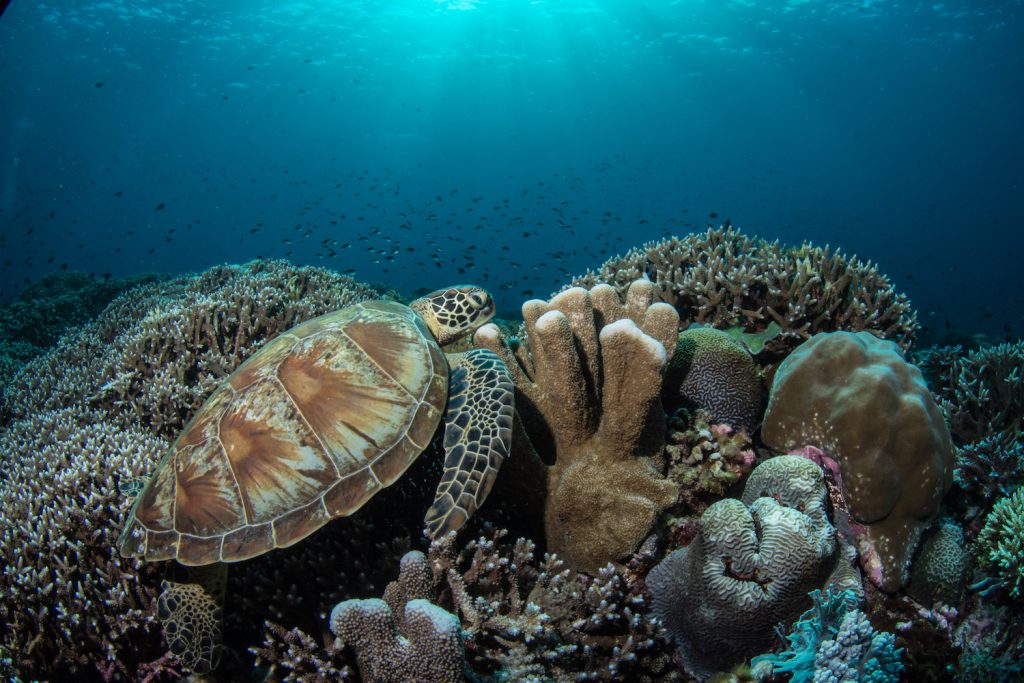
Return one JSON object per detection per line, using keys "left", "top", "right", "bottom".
{"left": 475, "top": 280, "right": 679, "bottom": 573}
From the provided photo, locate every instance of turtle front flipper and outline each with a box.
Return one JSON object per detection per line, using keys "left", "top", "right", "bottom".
{"left": 157, "top": 563, "right": 227, "bottom": 674}
{"left": 425, "top": 348, "right": 514, "bottom": 537}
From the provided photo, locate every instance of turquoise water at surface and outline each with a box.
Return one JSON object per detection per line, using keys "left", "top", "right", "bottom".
{"left": 0, "top": 1, "right": 1021, "bottom": 340}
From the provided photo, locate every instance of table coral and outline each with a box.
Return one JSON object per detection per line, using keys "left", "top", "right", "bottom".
{"left": 567, "top": 227, "right": 917, "bottom": 358}
{"left": 474, "top": 280, "right": 680, "bottom": 573}
{"left": 647, "top": 455, "right": 854, "bottom": 680}
{"left": 761, "top": 331, "right": 954, "bottom": 592}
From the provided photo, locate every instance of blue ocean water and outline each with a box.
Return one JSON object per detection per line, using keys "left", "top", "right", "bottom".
{"left": 0, "top": 0, "right": 1021, "bottom": 341}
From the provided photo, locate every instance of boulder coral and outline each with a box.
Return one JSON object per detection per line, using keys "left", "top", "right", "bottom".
{"left": 474, "top": 280, "right": 680, "bottom": 573}
{"left": 761, "top": 331, "right": 954, "bottom": 592}
{"left": 663, "top": 325, "right": 765, "bottom": 433}
{"left": 568, "top": 226, "right": 917, "bottom": 358}
{"left": 647, "top": 456, "right": 857, "bottom": 680}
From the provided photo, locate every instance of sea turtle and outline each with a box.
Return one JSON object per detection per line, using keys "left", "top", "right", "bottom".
{"left": 118, "top": 285, "right": 514, "bottom": 673}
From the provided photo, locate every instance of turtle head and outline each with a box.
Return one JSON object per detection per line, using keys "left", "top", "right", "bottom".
{"left": 411, "top": 285, "right": 495, "bottom": 346}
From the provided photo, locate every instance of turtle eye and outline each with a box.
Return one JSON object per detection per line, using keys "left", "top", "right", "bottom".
{"left": 469, "top": 292, "right": 487, "bottom": 309}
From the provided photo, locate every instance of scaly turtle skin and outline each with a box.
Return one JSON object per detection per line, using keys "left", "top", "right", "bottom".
{"left": 118, "top": 285, "right": 514, "bottom": 673}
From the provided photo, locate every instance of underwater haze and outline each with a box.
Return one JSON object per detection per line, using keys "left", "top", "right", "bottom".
{"left": 0, "top": 0, "right": 1022, "bottom": 340}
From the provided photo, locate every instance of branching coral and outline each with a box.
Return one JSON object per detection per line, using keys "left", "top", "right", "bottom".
{"left": 0, "top": 260, "right": 388, "bottom": 680}
{"left": 924, "top": 341, "right": 1024, "bottom": 445}
{"left": 474, "top": 280, "right": 680, "bottom": 573}
{"left": 567, "top": 227, "right": 917, "bottom": 357}
{"left": 977, "top": 487, "right": 1024, "bottom": 601}
{"left": 755, "top": 588, "right": 903, "bottom": 683}
{"left": 762, "top": 331, "right": 954, "bottom": 592}
{"left": 663, "top": 408, "right": 757, "bottom": 514}
{"left": 647, "top": 456, "right": 856, "bottom": 680}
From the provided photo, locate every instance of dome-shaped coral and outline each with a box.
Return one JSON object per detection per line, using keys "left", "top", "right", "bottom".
{"left": 761, "top": 331, "right": 954, "bottom": 592}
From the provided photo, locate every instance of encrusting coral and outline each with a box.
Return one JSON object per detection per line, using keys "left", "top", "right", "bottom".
{"left": 907, "top": 519, "right": 971, "bottom": 608}
{"left": 0, "top": 260, "right": 388, "bottom": 680}
{"left": 761, "top": 330, "right": 954, "bottom": 593}
{"left": 567, "top": 226, "right": 918, "bottom": 358}
{"left": 662, "top": 325, "right": 765, "bottom": 434}
{"left": 647, "top": 455, "right": 859, "bottom": 680}
{"left": 473, "top": 279, "right": 680, "bottom": 574}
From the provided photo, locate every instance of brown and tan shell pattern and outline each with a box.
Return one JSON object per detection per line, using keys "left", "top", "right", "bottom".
{"left": 118, "top": 300, "right": 448, "bottom": 566}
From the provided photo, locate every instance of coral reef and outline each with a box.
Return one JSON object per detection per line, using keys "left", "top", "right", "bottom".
{"left": 0, "top": 260, "right": 388, "bottom": 680}
{"left": 330, "top": 598, "right": 464, "bottom": 683}
{"left": 919, "top": 341, "right": 1024, "bottom": 506}
{"left": 663, "top": 408, "right": 757, "bottom": 514}
{"left": 755, "top": 588, "right": 903, "bottom": 683}
{"left": 474, "top": 280, "right": 680, "bottom": 573}
{"left": 924, "top": 341, "right": 1024, "bottom": 444}
{"left": 907, "top": 520, "right": 972, "bottom": 608}
{"left": 761, "top": 330, "right": 954, "bottom": 592}
{"left": 663, "top": 326, "right": 765, "bottom": 433}
{"left": 0, "top": 271, "right": 163, "bottom": 389}
{"left": 254, "top": 527, "right": 674, "bottom": 682}
{"left": 567, "top": 227, "right": 917, "bottom": 358}
{"left": 977, "top": 487, "right": 1024, "bottom": 601}
{"left": 647, "top": 456, "right": 856, "bottom": 680}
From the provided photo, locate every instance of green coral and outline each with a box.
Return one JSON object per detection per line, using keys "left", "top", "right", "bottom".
{"left": 754, "top": 588, "right": 903, "bottom": 683}
{"left": 978, "top": 487, "right": 1024, "bottom": 600}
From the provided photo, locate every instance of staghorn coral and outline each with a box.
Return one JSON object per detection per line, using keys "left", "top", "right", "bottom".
{"left": 330, "top": 597, "right": 465, "bottom": 683}
{"left": 256, "top": 528, "right": 674, "bottom": 682}
{"left": 907, "top": 520, "right": 972, "bottom": 608}
{"left": 2, "top": 259, "right": 386, "bottom": 435}
{"left": 754, "top": 588, "right": 903, "bottom": 683}
{"left": 0, "top": 260, "right": 388, "bottom": 680}
{"left": 0, "top": 406, "right": 175, "bottom": 678}
{"left": 663, "top": 408, "right": 757, "bottom": 514}
{"left": 663, "top": 326, "right": 765, "bottom": 433}
{"left": 647, "top": 456, "right": 852, "bottom": 680}
{"left": 474, "top": 280, "right": 680, "bottom": 573}
{"left": 567, "top": 227, "right": 917, "bottom": 357}
{"left": 977, "top": 487, "right": 1024, "bottom": 601}
{"left": 761, "top": 331, "right": 954, "bottom": 592}
{"left": 924, "top": 341, "right": 1024, "bottom": 445}
{"left": 953, "top": 435, "right": 1024, "bottom": 506}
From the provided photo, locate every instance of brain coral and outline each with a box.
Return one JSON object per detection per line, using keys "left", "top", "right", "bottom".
{"left": 648, "top": 455, "right": 851, "bottom": 680}
{"left": 567, "top": 226, "right": 917, "bottom": 358}
{"left": 761, "top": 331, "right": 954, "bottom": 593}
{"left": 664, "top": 326, "right": 765, "bottom": 433}
{"left": 907, "top": 519, "right": 971, "bottom": 608}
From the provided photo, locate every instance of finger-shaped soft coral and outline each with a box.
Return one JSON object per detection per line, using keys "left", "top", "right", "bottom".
{"left": 475, "top": 280, "right": 679, "bottom": 573}
{"left": 761, "top": 331, "right": 954, "bottom": 592}
{"left": 329, "top": 597, "right": 464, "bottom": 683}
